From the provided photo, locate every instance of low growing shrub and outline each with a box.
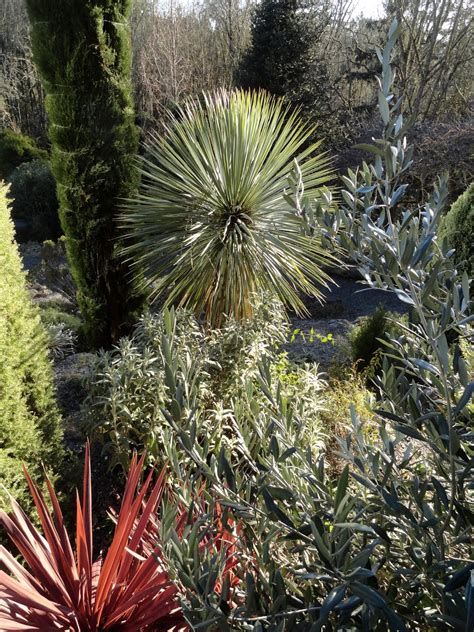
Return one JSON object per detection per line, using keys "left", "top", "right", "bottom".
{"left": 439, "top": 181, "right": 474, "bottom": 278}
{"left": 319, "top": 370, "right": 376, "bottom": 474}
{"left": 0, "top": 128, "right": 48, "bottom": 179}
{"left": 39, "top": 305, "right": 82, "bottom": 334}
{"left": 85, "top": 297, "right": 327, "bottom": 472}
{"left": 0, "top": 182, "right": 63, "bottom": 512}
{"left": 8, "top": 159, "right": 61, "bottom": 242}
{"left": 45, "top": 322, "right": 77, "bottom": 360}
{"left": 348, "top": 305, "right": 405, "bottom": 375}
{"left": 33, "top": 237, "right": 77, "bottom": 304}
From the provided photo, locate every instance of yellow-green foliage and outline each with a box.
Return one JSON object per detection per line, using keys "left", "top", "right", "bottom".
{"left": 0, "top": 182, "right": 63, "bottom": 509}
{"left": 439, "top": 182, "right": 474, "bottom": 277}
{"left": 318, "top": 370, "right": 376, "bottom": 474}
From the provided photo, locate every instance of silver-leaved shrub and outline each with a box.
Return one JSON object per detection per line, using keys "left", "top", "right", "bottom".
{"left": 85, "top": 294, "right": 327, "bottom": 472}
{"left": 152, "top": 21, "right": 473, "bottom": 631}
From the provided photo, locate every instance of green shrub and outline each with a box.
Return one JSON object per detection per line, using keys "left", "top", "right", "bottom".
{"left": 85, "top": 297, "right": 326, "bottom": 472}
{"left": 0, "top": 182, "right": 63, "bottom": 511}
{"left": 0, "top": 128, "right": 48, "bottom": 179}
{"left": 348, "top": 305, "right": 404, "bottom": 374}
{"left": 439, "top": 181, "right": 474, "bottom": 277}
{"left": 40, "top": 305, "right": 82, "bottom": 359}
{"left": 8, "top": 159, "right": 61, "bottom": 242}
{"left": 39, "top": 305, "right": 82, "bottom": 336}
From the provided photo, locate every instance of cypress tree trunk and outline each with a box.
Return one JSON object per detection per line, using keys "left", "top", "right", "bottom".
{"left": 25, "top": 0, "right": 146, "bottom": 348}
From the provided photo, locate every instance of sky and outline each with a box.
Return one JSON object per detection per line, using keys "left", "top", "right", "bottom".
{"left": 351, "top": 0, "right": 385, "bottom": 19}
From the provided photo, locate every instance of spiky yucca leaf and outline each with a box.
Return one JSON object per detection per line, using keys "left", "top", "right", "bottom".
{"left": 121, "top": 90, "right": 336, "bottom": 327}
{"left": 0, "top": 443, "right": 186, "bottom": 631}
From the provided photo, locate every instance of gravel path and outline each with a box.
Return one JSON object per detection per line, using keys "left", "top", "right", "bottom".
{"left": 19, "top": 242, "right": 42, "bottom": 271}
{"left": 21, "top": 242, "right": 407, "bottom": 371}
{"left": 285, "top": 272, "right": 408, "bottom": 370}
{"left": 21, "top": 243, "right": 404, "bottom": 321}
{"left": 304, "top": 272, "right": 407, "bottom": 320}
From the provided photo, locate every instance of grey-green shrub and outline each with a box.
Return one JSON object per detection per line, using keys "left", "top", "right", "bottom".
{"left": 44, "top": 323, "right": 77, "bottom": 361}
{"left": 439, "top": 181, "right": 474, "bottom": 277}
{"left": 0, "top": 128, "right": 48, "bottom": 179}
{"left": 39, "top": 306, "right": 82, "bottom": 336}
{"left": 155, "top": 22, "right": 473, "bottom": 631}
{"left": 0, "top": 182, "right": 63, "bottom": 511}
{"left": 85, "top": 297, "right": 326, "bottom": 471}
{"left": 8, "top": 159, "right": 61, "bottom": 242}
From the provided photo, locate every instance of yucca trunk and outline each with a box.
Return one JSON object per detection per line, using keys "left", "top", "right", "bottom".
{"left": 25, "top": 0, "right": 146, "bottom": 348}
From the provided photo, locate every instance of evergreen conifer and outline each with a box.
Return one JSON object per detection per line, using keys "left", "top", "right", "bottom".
{"left": 25, "top": 0, "right": 146, "bottom": 348}
{"left": 237, "top": 0, "right": 330, "bottom": 122}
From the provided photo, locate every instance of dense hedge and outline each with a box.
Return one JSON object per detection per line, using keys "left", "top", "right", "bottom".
{"left": 8, "top": 159, "right": 61, "bottom": 242}
{"left": 0, "top": 182, "right": 63, "bottom": 510}
{"left": 440, "top": 181, "right": 474, "bottom": 277}
{"left": 0, "top": 128, "right": 48, "bottom": 179}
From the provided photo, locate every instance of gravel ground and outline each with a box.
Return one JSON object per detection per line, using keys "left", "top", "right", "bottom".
{"left": 19, "top": 241, "right": 42, "bottom": 271}
{"left": 305, "top": 271, "right": 407, "bottom": 320}
{"left": 21, "top": 243, "right": 407, "bottom": 373}
{"left": 285, "top": 272, "right": 408, "bottom": 370}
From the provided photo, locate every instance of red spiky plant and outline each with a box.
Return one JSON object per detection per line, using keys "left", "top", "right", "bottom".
{"left": 0, "top": 442, "right": 187, "bottom": 631}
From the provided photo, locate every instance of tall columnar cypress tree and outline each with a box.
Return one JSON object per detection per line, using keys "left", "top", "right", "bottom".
{"left": 25, "top": 0, "right": 146, "bottom": 348}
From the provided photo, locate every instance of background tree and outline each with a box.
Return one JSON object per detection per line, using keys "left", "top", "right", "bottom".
{"left": 3, "top": 1, "right": 472, "bottom": 219}
{"left": 204, "top": 0, "right": 254, "bottom": 85}
{"left": 25, "top": 0, "right": 147, "bottom": 348}
{"left": 237, "top": 0, "right": 364, "bottom": 148}
{"left": 387, "top": 0, "right": 474, "bottom": 120}
{"left": 131, "top": 0, "right": 253, "bottom": 132}
{"left": 0, "top": 0, "right": 46, "bottom": 140}
{"left": 237, "top": 1, "right": 327, "bottom": 114}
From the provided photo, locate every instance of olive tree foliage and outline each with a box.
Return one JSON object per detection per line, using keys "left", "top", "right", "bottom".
{"left": 147, "top": 23, "right": 473, "bottom": 631}
{"left": 386, "top": 0, "right": 474, "bottom": 120}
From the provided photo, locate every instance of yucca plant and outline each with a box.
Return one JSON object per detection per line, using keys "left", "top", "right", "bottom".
{"left": 0, "top": 443, "right": 186, "bottom": 631}
{"left": 121, "top": 90, "right": 336, "bottom": 327}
